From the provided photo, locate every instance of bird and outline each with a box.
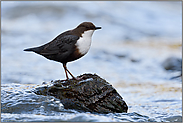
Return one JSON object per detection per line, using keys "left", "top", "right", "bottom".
{"left": 24, "top": 22, "right": 101, "bottom": 80}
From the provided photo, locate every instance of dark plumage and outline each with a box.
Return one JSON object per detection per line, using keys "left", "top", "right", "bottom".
{"left": 24, "top": 22, "right": 101, "bottom": 80}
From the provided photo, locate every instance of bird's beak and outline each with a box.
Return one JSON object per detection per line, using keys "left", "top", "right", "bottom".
{"left": 95, "top": 27, "right": 102, "bottom": 30}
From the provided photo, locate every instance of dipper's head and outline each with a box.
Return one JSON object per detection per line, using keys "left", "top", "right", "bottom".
{"left": 73, "top": 22, "right": 101, "bottom": 37}
{"left": 76, "top": 22, "right": 101, "bottom": 31}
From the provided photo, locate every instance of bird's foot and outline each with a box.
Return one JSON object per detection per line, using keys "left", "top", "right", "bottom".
{"left": 73, "top": 76, "right": 85, "bottom": 81}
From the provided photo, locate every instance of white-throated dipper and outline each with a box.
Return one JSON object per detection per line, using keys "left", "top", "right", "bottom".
{"left": 24, "top": 22, "right": 101, "bottom": 80}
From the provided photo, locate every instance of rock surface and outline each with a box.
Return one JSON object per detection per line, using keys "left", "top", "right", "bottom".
{"left": 34, "top": 73, "right": 128, "bottom": 113}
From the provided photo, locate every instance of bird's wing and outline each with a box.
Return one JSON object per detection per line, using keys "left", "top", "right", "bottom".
{"left": 40, "top": 34, "right": 79, "bottom": 55}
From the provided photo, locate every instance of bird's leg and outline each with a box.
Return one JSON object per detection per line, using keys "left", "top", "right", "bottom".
{"left": 63, "top": 63, "right": 83, "bottom": 80}
{"left": 63, "top": 63, "right": 77, "bottom": 80}
{"left": 63, "top": 63, "right": 69, "bottom": 80}
{"left": 66, "top": 69, "right": 77, "bottom": 80}
{"left": 66, "top": 68, "right": 85, "bottom": 80}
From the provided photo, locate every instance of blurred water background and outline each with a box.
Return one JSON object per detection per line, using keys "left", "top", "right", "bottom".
{"left": 1, "top": 1, "right": 182, "bottom": 122}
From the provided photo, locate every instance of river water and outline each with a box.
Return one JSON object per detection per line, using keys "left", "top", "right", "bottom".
{"left": 1, "top": 1, "right": 182, "bottom": 122}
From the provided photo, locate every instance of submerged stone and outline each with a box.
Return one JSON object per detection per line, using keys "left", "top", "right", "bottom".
{"left": 34, "top": 73, "right": 128, "bottom": 113}
{"left": 162, "top": 56, "right": 182, "bottom": 71}
{"left": 162, "top": 56, "right": 182, "bottom": 79}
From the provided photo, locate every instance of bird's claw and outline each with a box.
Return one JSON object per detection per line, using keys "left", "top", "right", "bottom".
{"left": 73, "top": 76, "right": 85, "bottom": 81}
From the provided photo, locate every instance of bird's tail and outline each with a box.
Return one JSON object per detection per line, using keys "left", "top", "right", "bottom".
{"left": 24, "top": 48, "right": 34, "bottom": 52}
{"left": 24, "top": 46, "right": 43, "bottom": 53}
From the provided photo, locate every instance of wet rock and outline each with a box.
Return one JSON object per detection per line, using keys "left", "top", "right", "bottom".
{"left": 162, "top": 56, "right": 182, "bottom": 79}
{"left": 102, "top": 50, "right": 128, "bottom": 59}
{"left": 114, "top": 54, "right": 127, "bottom": 59}
{"left": 162, "top": 56, "right": 182, "bottom": 71}
{"left": 130, "top": 58, "right": 141, "bottom": 63}
{"left": 34, "top": 73, "right": 128, "bottom": 114}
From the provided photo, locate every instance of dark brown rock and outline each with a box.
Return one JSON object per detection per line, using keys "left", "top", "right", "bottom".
{"left": 34, "top": 73, "right": 128, "bottom": 113}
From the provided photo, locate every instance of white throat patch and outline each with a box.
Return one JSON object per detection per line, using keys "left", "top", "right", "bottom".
{"left": 76, "top": 30, "right": 94, "bottom": 55}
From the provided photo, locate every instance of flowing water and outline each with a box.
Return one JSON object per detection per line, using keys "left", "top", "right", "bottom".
{"left": 1, "top": 1, "right": 182, "bottom": 122}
